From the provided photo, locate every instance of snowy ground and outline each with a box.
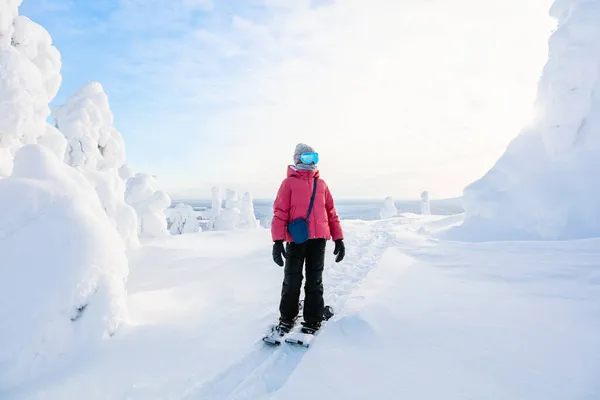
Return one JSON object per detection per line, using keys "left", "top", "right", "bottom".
{"left": 5, "top": 215, "right": 600, "bottom": 400}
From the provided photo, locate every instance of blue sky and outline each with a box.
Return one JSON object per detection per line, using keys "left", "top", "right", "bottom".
{"left": 19, "top": 0, "right": 554, "bottom": 199}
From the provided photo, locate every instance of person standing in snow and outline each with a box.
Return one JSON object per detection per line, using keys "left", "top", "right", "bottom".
{"left": 271, "top": 144, "right": 345, "bottom": 334}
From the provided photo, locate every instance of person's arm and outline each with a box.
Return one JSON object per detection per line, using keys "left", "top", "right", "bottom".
{"left": 325, "top": 184, "right": 343, "bottom": 241}
{"left": 271, "top": 179, "right": 291, "bottom": 241}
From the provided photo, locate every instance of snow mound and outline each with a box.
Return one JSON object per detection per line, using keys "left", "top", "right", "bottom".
{"left": 0, "top": 145, "right": 128, "bottom": 390}
{"left": 457, "top": 0, "right": 600, "bottom": 240}
{"left": 54, "top": 82, "right": 138, "bottom": 246}
{"left": 125, "top": 173, "right": 170, "bottom": 237}
{"left": 379, "top": 197, "right": 398, "bottom": 219}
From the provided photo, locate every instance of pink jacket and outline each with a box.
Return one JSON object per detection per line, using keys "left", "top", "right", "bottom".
{"left": 271, "top": 166, "right": 344, "bottom": 242}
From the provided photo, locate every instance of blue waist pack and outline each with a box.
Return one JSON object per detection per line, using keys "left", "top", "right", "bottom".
{"left": 288, "top": 178, "right": 318, "bottom": 244}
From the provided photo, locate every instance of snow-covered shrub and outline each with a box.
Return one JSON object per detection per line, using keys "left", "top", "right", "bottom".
{"left": 380, "top": 197, "right": 398, "bottom": 219}
{"left": 0, "top": 145, "right": 128, "bottom": 389}
{"left": 53, "top": 82, "right": 138, "bottom": 247}
{"left": 459, "top": 0, "right": 600, "bottom": 240}
{"left": 125, "top": 173, "right": 171, "bottom": 237}
{"left": 0, "top": 5, "right": 66, "bottom": 178}
{"left": 421, "top": 191, "right": 431, "bottom": 215}
{"left": 168, "top": 203, "right": 200, "bottom": 235}
{"left": 239, "top": 192, "right": 261, "bottom": 229}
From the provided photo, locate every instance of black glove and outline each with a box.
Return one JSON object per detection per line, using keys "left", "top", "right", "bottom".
{"left": 333, "top": 239, "right": 345, "bottom": 263}
{"left": 272, "top": 240, "right": 287, "bottom": 267}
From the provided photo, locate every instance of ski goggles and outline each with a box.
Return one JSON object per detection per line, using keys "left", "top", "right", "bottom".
{"left": 300, "top": 152, "right": 319, "bottom": 165}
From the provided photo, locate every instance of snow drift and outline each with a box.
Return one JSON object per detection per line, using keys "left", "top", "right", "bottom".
{"left": 0, "top": 145, "right": 128, "bottom": 389}
{"left": 458, "top": 0, "right": 600, "bottom": 240}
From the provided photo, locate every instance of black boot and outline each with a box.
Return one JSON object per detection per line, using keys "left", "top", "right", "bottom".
{"left": 323, "top": 305, "right": 334, "bottom": 321}
{"left": 277, "top": 318, "right": 295, "bottom": 334}
{"left": 301, "top": 320, "right": 321, "bottom": 334}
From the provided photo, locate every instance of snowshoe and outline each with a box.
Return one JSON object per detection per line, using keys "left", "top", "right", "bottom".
{"left": 262, "top": 318, "right": 295, "bottom": 346}
{"left": 285, "top": 305, "right": 334, "bottom": 348}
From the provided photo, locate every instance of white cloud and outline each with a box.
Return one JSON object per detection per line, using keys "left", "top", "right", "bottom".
{"left": 115, "top": 0, "right": 556, "bottom": 199}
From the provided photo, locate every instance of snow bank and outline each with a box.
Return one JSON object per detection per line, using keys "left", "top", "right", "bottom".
{"left": 421, "top": 190, "right": 431, "bottom": 215}
{"left": 168, "top": 203, "right": 200, "bottom": 235}
{"left": 0, "top": 3, "right": 65, "bottom": 177}
{"left": 458, "top": 0, "right": 600, "bottom": 240}
{"left": 0, "top": 145, "right": 128, "bottom": 389}
{"left": 125, "top": 173, "right": 171, "bottom": 237}
{"left": 54, "top": 82, "right": 138, "bottom": 246}
{"left": 379, "top": 197, "right": 398, "bottom": 219}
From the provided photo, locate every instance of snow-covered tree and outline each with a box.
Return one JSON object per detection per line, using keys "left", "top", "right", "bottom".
{"left": 460, "top": 0, "right": 600, "bottom": 240}
{"left": 421, "top": 191, "right": 431, "bottom": 215}
{"left": 0, "top": 145, "right": 128, "bottom": 388}
{"left": 53, "top": 82, "right": 138, "bottom": 247}
{"left": 215, "top": 188, "right": 241, "bottom": 230}
{"left": 239, "top": 192, "right": 261, "bottom": 229}
{"left": 125, "top": 173, "right": 171, "bottom": 237}
{"left": 0, "top": 4, "right": 66, "bottom": 177}
{"left": 380, "top": 197, "right": 398, "bottom": 219}
{"left": 168, "top": 203, "right": 200, "bottom": 235}
{"left": 211, "top": 186, "right": 222, "bottom": 218}
{"left": 12, "top": 15, "right": 62, "bottom": 101}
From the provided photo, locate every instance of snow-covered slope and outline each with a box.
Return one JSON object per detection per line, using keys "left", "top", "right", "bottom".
{"left": 457, "top": 0, "right": 600, "bottom": 240}
{"left": 0, "top": 145, "right": 128, "bottom": 391}
{"left": 4, "top": 216, "right": 598, "bottom": 399}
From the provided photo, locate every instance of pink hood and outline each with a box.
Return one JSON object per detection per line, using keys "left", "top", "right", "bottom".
{"left": 271, "top": 166, "right": 344, "bottom": 242}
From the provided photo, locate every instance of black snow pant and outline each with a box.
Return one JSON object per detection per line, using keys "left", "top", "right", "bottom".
{"left": 279, "top": 239, "right": 326, "bottom": 326}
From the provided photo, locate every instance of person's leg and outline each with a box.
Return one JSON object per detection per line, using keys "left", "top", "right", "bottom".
{"left": 279, "top": 242, "right": 306, "bottom": 325}
{"left": 303, "top": 239, "right": 327, "bottom": 327}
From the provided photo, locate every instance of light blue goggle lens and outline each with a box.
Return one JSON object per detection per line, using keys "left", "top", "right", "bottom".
{"left": 300, "top": 152, "right": 319, "bottom": 164}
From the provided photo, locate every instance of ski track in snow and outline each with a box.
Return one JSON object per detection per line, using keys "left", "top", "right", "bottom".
{"left": 182, "top": 221, "right": 397, "bottom": 400}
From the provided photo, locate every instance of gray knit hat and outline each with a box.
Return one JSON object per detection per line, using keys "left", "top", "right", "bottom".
{"left": 294, "top": 143, "right": 315, "bottom": 164}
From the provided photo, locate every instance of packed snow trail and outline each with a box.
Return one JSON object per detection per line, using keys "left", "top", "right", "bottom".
{"left": 182, "top": 220, "right": 398, "bottom": 400}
